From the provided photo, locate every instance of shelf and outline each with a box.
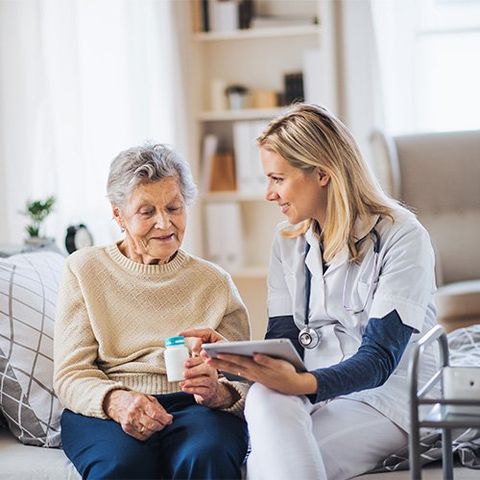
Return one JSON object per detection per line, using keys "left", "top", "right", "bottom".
{"left": 201, "top": 191, "right": 265, "bottom": 203}
{"left": 419, "top": 403, "right": 480, "bottom": 428}
{"left": 198, "top": 107, "right": 287, "bottom": 122}
{"left": 194, "top": 25, "right": 320, "bottom": 42}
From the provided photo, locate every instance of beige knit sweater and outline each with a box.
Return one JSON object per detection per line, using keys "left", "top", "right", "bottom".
{"left": 53, "top": 243, "right": 251, "bottom": 419}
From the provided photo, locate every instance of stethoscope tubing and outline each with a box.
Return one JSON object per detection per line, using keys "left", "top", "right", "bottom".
{"left": 300, "top": 228, "right": 381, "bottom": 348}
{"left": 342, "top": 229, "right": 381, "bottom": 315}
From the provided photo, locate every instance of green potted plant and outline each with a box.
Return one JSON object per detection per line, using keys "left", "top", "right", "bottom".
{"left": 20, "top": 196, "right": 56, "bottom": 246}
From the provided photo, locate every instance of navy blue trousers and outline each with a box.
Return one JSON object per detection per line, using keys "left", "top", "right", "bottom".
{"left": 61, "top": 392, "right": 248, "bottom": 480}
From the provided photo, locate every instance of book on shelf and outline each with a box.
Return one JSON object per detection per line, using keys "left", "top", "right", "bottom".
{"left": 233, "top": 120, "right": 268, "bottom": 195}
{"left": 211, "top": 0, "right": 238, "bottom": 33}
{"left": 201, "top": 0, "right": 210, "bottom": 32}
{"left": 193, "top": 0, "right": 254, "bottom": 33}
{"left": 210, "top": 152, "right": 236, "bottom": 192}
{"left": 284, "top": 72, "right": 304, "bottom": 105}
{"left": 201, "top": 133, "right": 219, "bottom": 193}
{"left": 205, "top": 202, "right": 244, "bottom": 271}
{"left": 201, "top": 133, "right": 236, "bottom": 192}
{"left": 191, "top": 0, "right": 203, "bottom": 32}
{"left": 238, "top": 0, "right": 254, "bottom": 29}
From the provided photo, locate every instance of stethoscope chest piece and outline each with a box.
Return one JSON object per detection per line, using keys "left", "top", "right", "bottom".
{"left": 298, "top": 326, "right": 322, "bottom": 349}
{"left": 298, "top": 225, "right": 381, "bottom": 350}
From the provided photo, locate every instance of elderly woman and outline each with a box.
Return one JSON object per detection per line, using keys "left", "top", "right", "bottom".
{"left": 54, "top": 143, "right": 250, "bottom": 480}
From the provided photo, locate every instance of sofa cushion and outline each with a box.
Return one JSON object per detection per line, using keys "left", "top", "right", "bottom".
{"left": 0, "top": 251, "right": 65, "bottom": 446}
{"left": 436, "top": 280, "right": 480, "bottom": 318}
{"left": 0, "top": 429, "right": 80, "bottom": 480}
{"left": 435, "top": 280, "right": 480, "bottom": 332}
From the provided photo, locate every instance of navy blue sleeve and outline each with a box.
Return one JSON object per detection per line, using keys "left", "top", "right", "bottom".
{"left": 309, "top": 310, "right": 413, "bottom": 403}
{"left": 265, "top": 315, "right": 304, "bottom": 360}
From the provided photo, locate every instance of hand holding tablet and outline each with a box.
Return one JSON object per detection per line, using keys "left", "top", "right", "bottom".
{"left": 202, "top": 339, "right": 306, "bottom": 372}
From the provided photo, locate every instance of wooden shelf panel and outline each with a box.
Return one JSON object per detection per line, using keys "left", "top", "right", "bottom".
{"left": 198, "top": 107, "right": 287, "bottom": 122}
{"left": 194, "top": 25, "right": 320, "bottom": 42}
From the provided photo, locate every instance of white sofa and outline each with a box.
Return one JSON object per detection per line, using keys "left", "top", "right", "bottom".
{"left": 2, "top": 422, "right": 478, "bottom": 480}
{"left": 0, "top": 250, "right": 475, "bottom": 480}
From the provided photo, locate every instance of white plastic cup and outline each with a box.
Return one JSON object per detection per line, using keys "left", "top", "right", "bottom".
{"left": 164, "top": 336, "right": 190, "bottom": 382}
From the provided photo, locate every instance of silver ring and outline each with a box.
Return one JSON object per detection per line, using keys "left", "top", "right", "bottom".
{"left": 139, "top": 425, "right": 145, "bottom": 434}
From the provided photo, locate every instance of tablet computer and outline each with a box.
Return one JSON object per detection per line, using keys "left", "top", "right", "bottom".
{"left": 202, "top": 339, "right": 306, "bottom": 372}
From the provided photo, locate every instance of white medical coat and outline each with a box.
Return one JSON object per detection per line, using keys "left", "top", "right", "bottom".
{"left": 267, "top": 209, "right": 438, "bottom": 431}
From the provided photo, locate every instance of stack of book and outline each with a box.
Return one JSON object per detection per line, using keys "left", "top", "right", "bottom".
{"left": 192, "top": 0, "right": 254, "bottom": 33}
{"left": 284, "top": 72, "right": 304, "bottom": 105}
{"left": 201, "top": 134, "right": 236, "bottom": 193}
{"left": 233, "top": 120, "right": 268, "bottom": 195}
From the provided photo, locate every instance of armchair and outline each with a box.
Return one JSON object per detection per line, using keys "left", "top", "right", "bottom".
{"left": 370, "top": 130, "right": 480, "bottom": 332}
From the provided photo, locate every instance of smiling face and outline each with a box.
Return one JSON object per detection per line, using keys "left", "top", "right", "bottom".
{"left": 113, "top": 177, "right": 186, "bottom": 264}
{"left": 260, "top": 147, "right": 329, "bottom": 226}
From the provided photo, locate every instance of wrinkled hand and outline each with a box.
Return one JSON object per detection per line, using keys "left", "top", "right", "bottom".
{"left": 178, "top": 327, "right": 227, "bottom": 357}
{"left": 103, "top": 390, "right": 173, "bottom": 441}
{"left": 180, "top": 355, "right": 237, "bottom": 409}
{"left": 205, "top": 353, "right": 318, "bottom": 396}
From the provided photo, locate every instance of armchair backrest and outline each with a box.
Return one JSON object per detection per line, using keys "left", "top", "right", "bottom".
{"left": 370, "top": 130, "right": 480, "bottom": 286}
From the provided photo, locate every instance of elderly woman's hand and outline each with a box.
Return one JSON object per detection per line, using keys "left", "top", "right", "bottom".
{"left": 178, "top": 327, "right": 227, "bottom": 357}
{"left": 103, "top": 390, "right": 173, "bottom": 441}
{"left": 180, "top": 355, "right": 238, "bottom": 409}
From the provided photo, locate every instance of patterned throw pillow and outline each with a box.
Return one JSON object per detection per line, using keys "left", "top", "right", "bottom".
{"left": 0, "top": 251, "right": 65, "bottom": 446}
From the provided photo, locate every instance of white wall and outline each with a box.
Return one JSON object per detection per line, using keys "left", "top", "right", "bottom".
{"left": 0, "top": 0, "right": 189, "bottom": 249}
{"left": 0, "top": 2, "right": 42, "bottom": 244}
{"left": 337, "top": 0, "right": 380, "bottom": 165}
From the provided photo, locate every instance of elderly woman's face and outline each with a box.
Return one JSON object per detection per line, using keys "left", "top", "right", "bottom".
{"left": 115, "top": 177, "right": 186, "bottom": 264}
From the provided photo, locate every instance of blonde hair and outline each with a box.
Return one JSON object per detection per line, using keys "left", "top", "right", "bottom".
{"left": 257, "top": 104, "right": 399, "bottom": 263}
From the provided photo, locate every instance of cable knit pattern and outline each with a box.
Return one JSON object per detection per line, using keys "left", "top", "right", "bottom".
{"left": 54, "top": 243, "right": 250, "bottom": 419}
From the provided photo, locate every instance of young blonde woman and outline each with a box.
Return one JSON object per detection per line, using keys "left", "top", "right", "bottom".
{"left": 188, "top": 104, "right": 438, "bottom": 479}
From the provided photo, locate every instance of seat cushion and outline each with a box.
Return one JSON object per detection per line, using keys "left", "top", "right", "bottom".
{"left": 0, "top": 429, "right": 79, "bottom": 480}
{"left": 435, "top": 280, "right": 480, "bottom": 332}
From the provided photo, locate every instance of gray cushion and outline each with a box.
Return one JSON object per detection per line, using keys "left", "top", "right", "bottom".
{"left": 0, "top": 251, "right": 65, "bottom": 446}
{"left": 371, "top": 130, "right": 480, "bottom": 286}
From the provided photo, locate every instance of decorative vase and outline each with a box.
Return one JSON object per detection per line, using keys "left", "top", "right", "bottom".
{"left": 24, "top": 237, "right": 55, "bottom": 248}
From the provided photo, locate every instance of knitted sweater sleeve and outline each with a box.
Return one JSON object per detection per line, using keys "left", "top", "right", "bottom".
{"left": 215, "top": 273, "right": 251, "bottom": 417}
{"left": 53, "top": 263, "right": 127, "bottom": 419}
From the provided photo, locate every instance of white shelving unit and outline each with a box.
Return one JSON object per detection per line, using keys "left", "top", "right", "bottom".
{"left": 184, "top": 0, "right": 338, "bottom": 340}
{"left": 194, "top": 24, "right": 321, "bottom": 42}
{"left": 201, "top": 191, "right": 264, "bottom": 202}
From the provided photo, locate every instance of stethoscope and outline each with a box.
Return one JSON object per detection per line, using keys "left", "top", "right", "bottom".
{"left": 298, "top": 228, "right": 381, "bottom": 349}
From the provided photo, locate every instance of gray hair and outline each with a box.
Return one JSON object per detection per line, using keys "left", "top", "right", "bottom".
{"left": 107, "top": 143, "right": 197, "bottom": 208}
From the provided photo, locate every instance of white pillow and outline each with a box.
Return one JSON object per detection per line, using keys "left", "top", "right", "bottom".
{"left": 0, "top": 251, "right": 65, "bottom": 446}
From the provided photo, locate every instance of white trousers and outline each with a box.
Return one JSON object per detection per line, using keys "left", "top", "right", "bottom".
{"left": 245, "top": 383, "right": 408, "bottom": 480}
